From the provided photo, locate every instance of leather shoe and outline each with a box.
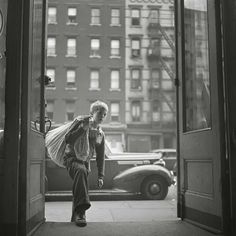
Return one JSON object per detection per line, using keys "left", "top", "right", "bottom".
{"left": 75, "top": 211, "right": 87, "bottom": 227}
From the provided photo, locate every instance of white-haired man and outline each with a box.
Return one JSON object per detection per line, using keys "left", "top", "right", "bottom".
{"left": 63, "top": 100, "right": 108, "bottom": 227}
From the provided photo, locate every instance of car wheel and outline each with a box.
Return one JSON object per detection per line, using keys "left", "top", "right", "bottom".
{"left": 141, "top": 175, "right": 168, "bottom": 200}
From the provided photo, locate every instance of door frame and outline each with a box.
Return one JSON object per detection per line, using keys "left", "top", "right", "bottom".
{"left": 175, "top": 0, "right": 231, "bottom": 234}
{"left": 18, "top": 0, "right": 47, "bottom": 235}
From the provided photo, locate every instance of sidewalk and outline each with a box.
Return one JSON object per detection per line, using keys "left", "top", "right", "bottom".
{"left": 45, "top": 200, "right": 177, "bottom": 222}
{"left": 36, "top": 199, "right": 224, "bottom": 236}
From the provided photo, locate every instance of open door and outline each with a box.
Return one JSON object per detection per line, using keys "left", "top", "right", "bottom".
{"left": 176, "top": 0, "right": 226, "bottom": 233}
{"left": 19, "top": 0, "right": 47, "bottom": 235}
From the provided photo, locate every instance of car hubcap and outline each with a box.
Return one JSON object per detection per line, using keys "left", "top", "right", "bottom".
{"left": 149, "top": 183, "right": 160, "bottom": 195}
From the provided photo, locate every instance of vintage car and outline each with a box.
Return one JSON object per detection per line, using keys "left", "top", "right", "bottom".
{"left": 149, "top": 149, "right": 177, "bottom": 174}
{"left": 45, "top": 142, "right": 175, "bottom": 200}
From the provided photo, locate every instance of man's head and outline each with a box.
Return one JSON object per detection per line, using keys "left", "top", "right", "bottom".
{"left": 90, "top": 100, "right": 108, "bottom": 125}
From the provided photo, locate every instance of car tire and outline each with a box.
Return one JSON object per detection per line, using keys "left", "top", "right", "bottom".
{"left": 141, "top": 175, "right": 168, "bottom": 200}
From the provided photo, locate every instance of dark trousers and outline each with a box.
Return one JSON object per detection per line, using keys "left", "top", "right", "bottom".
{"left": 64, "top": 156, "right": 91, "bottom": 222}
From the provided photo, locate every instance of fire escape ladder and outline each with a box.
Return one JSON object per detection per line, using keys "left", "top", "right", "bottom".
{"left": 158, "top": 23, "right": 175, "bottom": 51}
{"left": 160, "top": 91, "right": 175, "bottom": 113}
{"left": 160, "top": 57, "right": 175, "bottom": 81}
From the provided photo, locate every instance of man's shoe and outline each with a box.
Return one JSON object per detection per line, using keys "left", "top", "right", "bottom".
{"left": 75, "top": 211, "right": 87, "bottom": 227}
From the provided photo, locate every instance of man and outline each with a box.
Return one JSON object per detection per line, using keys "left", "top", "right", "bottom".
{"left": 63, "top": 100, "right": 108, "bottom": 227}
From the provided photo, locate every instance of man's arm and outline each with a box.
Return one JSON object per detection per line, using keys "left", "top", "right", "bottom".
{"left": 95, "top": 135, "right": 105, "bottom": 180}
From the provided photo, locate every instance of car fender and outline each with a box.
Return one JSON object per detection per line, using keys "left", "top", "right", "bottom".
{"left": 113, "top": 165, "right": 174, "bottom": 193}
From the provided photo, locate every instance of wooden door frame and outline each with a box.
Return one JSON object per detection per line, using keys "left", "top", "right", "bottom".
{"left": 175, "top": 0, "right": 231, "bottom": 234}
{"left": 220, "top": 1, "right": 236, "bottom": 235}
{"left": 19, "top": 0, "right": 47, "bottom": 235}
{"left": 1, "top": 1, "right": 24, "bottom": 235}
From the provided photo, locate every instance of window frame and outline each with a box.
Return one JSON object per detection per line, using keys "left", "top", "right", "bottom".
{"left": 130, "top": 67, "right": 141, "bottom": 90}
{"left": 89, "top": 69, "right": 100, "bottom": 90}
{"left": 110, "top": 8, "right": 120, "bottom": 26}
{"left": 131, "top": 100, "right": 141, "bottom": 122}
{"left": 110, "top": 69, "right": 120, "bottom": 90}
{"left": 110, "top": 102, "right": 120, "bottom": 122}
{"left": 110, "top": 39, "right": 120, "bottom": 57}
{"left": 67, "top": 7, "right": 78, "bottom": 25}
{"left": 91, "top": 8, "right": 101, "bottom": 25}
{"left": 66, "top": 37, "right": 77, "bottom": 57}
{"left": 47, "top": 36, "right": 56, "bottom": 56}
{"left": 48, "top": 6, "right": 57, "bottom": 24}
{"left": 131, "top": 8, "right": 141, "bottom": 26}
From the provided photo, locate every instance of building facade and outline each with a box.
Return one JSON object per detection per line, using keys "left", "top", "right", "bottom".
{"left": 46, "top": 0, "right": 176, "bottom": 152}
{"left": 46, "top": 0, "right": 126, "bottom": 152}
{"left": 125, "top": 0, "right": 176, "bottom": 152}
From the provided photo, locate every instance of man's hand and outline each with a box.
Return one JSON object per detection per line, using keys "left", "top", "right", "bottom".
{"left": 98, "top": 178, "right": 104, "bottom": 189}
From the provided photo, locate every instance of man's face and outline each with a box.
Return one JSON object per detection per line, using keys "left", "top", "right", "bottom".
{"left": 92, "top": 108, "right": 107, "bottom": 125}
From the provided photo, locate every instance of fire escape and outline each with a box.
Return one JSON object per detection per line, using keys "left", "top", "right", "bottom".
{"left": 147, "top": 20, "right": 176, "bottom": 125}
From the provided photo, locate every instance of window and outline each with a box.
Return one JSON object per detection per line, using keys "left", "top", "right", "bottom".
{"left": 131, "top": 39, "right": 141, "bottom": 58}
{"left": 131, "top": 68, "right": 141, "bottom": 89}
{"left": 91, "top": 8, "right": 100, "bottom": 25}
{"left": 131, "top": 101, "right": 141, "bottom": 122}
{"left": 90, "top": 70, "right": 99, "bottom": 89}
{"left": 110, "top": 70, "right": 120, "bottom": 89}
{"left": 66, "top": 69, "right": 76, "bottom": 87}
{"left": 67, "top": 7, "right": 77, "bottom": 24}
{"left": 46, "top": 100, "right": 54, "bottom": 120}
{"left": 111, "top": 9, "right": 120, "bottom": 26}
{"left": 151, "top": 69, "right": 160, "bottom": 88}
{"left": 47, "top": 37, "right": 56, "bottom": 56}
{"left": 48, "top": 7, "right": 57, "bottom": 24}
{"left": 111, "top": 39, "right": 120, "bottom": 57}
{"left": 149, "top": 9, "right": 159, "bottom": 24}
{"left": 66, "top": 100, "right": 75, "bottom": 122}
{"left": 110, "top": 103, "right": 120, "bottom": 122}
{"left": 152, "top": 100, "right": 161, "bottom": 122}
{"left": 46, "top": 68, "right": 55, "bottom": 87}
{"left": 67, "top": 38, "right": 76, "bottom": 56}
{"left": 131, "top": 9, "right": 140, "bottom": 26}
{"left": 90, "top": 38, "right": 100, "bottom": 57}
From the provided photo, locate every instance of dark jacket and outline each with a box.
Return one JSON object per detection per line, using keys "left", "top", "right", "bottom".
{"left": 64, "top": 115, "right": 105, "bottom": 179}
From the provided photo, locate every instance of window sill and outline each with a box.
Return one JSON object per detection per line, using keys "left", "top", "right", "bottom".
{"left": 90, "top": 23, "right": 101, "bottom": 26}
{"left": 65, "top": 87, "right": 77, "bottom": 91}
{"left": 65, "top": 55, "right": 77, "bottom": 58}
{"left": 66, "top": 22, "right": 78, "bottom": 26}
{"left": 89, "top": 88, "right": 101, "bottom": 91}
{"left": 46, "top": 86, "right": 56, "bottom": 90}
{"left": 48, "top": 22, "right": 57, "bottom": 25}
{"left": 109, "top": 88, "right": 121, "bottom": 92}
{"left": 90, "top": 55, "right": 101, "bottom": 58}
{"left": 110, "top": 55, "right": 121, "bottom": 59}
{"left": 47, "top": 54, "right": 57, "bottom": 57}
{"left": 110, "top": 24, "right": 121, "bottom": 27}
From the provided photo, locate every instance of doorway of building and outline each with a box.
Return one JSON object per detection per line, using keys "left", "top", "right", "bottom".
{"left": 44, "top": 0, "right": 178, "bottom": 225}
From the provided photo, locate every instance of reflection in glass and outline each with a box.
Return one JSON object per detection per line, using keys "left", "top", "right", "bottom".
{"left": 184, "top": 0, "right": 211, "bottom": 131}
{"left": 31, "top": 3, "right": 43, "bottom": 131}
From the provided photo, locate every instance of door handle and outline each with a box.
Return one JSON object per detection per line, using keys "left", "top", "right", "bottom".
{"left": 33, "top": 117, "right": 52, "bottom": 135}
{"left": 44, "top": 117, "right": 52, "bottom": 135}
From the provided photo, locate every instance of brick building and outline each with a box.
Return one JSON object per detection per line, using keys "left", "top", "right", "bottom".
{"left": 46, "top": 0, "right": 176, "bottom": 152}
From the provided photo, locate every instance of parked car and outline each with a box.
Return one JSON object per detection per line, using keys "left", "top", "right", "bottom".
{"left": 46, "top": 143, "right": 175, "bottom": 200}
{"left": 149, "top": 149, "right": 177, "bottom": 174}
